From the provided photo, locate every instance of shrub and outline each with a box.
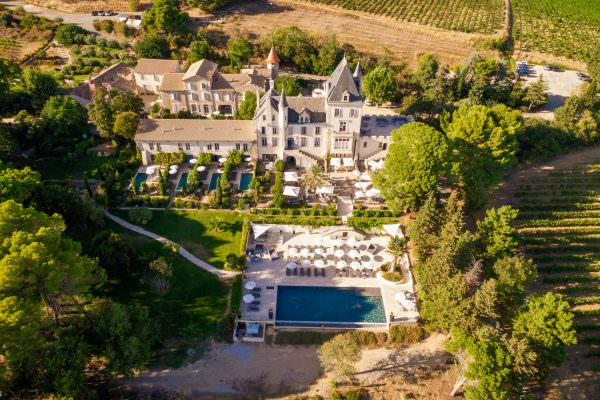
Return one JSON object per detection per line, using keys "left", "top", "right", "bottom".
{"left": 224, "top": 253, "right": 245, "bottom": 271}
{"left": 388, "top": 325, "right": 425, "bottom": 345}
{"left": 382, "top": 271, "right": 403, "bottom": 282}
{"left": 55, "top": 24, "right": 86, "bottom": 45}
{"left": 128, "top": 206, "right": 153, "bottom": 225}
{"left": 100, "top": 19, "right": 114, "bottom": 33}
{"left": 346, "top": 331, "right": 387, "bottom": 347}
{"left": 239, "top": 218, "right": 250, "bottom": 254}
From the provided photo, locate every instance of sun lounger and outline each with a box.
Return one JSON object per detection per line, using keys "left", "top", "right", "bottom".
{"left": 251, "top": 287, "right": 262, "bottom": 292}
{"left": 249, "top": 306, "right": 259, "bottom": 312}
{"left": 321, "top": 268, "right": 326, "bottom": 277}
{"left": 293, "top": 268, "right": 298, "bottom": 276}
{"left": 307, "top": 268, "right": 312, "bottom": 276}
{"left": 251, "top": 300, "right": 261, "bottom": 305}
{"left": 300, "top": 267, "right": 305, "bottom": 276}
{"left": 251, "top": 293, "right": 260, "bottom": 299}
{"left": 286, "top": 268, "right": 291, "bottom": 276}
{"left": 345, "top": 269, "right": 350, "bottom": 277}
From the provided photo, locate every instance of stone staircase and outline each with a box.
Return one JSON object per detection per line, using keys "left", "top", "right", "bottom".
{"left": 336, "top": 195, "right": 353, "bottom": 224}
{"left": 364, "top": 148, "right": 388, "bottom": 163}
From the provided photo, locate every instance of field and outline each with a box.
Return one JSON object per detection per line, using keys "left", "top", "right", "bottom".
{"left": 25, "top": 0, "right": 153, "bottom": 13}
{"left": 113, "top": 209, "right": 245, "bottom": 269}
{"left": 0, "top": 9, "right": 55, "bottom": 63}
{"left": 512, "top": 0, "right": 600, "bottom": 62}
{"left": 294, "top": 0, "right": 505, "bottom": 34}
{"left": 218, "top": 0, "right": 497, "bottom": 68}
{"left": 511, "top": 163, "right": 600, "bottom": 396}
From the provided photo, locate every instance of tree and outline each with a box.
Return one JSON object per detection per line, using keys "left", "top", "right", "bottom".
{"left": 22, "top": 68, "right": 59, "bottom": 110}
{"left": 54, "top": 24, "right": 86, "bottom": 45}
{"left": 128, "top": 206, "right": 153, "bottom": 225}
{"left": 492, "top": 255, "right": 537, "bottom": 310}
{"left": 475, "top": 206, "right": 519, "bottom": 262}
{"left": 91, "top": 231, "right": 137, "bottom": 278}
{"left": 41, "top": 95, "right": 88, "bottom": 142}
{"left": 91, "top": 301, "right": 157, "bottom": 378}
{"left": 412, "top": 53, "right": 439, "bottom": 91}
{"left": 134, "top": 33, "right": 171, "bottom": 59}
{"left": 0, "top": 58, "right": 19, "bottom": 96}
{"left": 210, "top": 216, "right": 228, "bottom": 232}
{"left": 270, "top": 26, "right": 316, "bottom": 73}
{"left": 407, "top": 192, "right": 441, "bottom": 261}
{"left": 88, "top": 88, "right": 114, "bottom": 138}
{"left": 512, "top": 293, "right": 576, "bottom": 380}
{"left": 373, "top": 122, "right": 450, "bottom": 211}
{"left": 311, "top": 35, "right": 338, "bottom": 75}
{"left": 142, "top": 0, "right": 189, "bottom": 34}
{"left": 40, "top": 330, "right": 88, "bottom": 396}
{"left": 88, "top": 88, "right": 143, "bottom": 138}
{"left": 110, "top": 88, "right": 144, "bottom": 115}
{"left": 272, "top": 171, "right": 284, "bottom": 208}
{"left": 524, "top": 75, "right": 549, "bottom": 111}
{"left": 274, "top": 76, "right": 303, "bottom": 96}
{"left": 128, "top": 0, "right": 140, "bottom": 11}
{"left": 0, "top": 164, "right": 41, "bottom": 203}
{"left": 576, "top": 109, "right": 599, "bottom": 143}
{"left": 113, "top": 111, "right": 139, "bottom": 140}
{"left": 147, "top": 256, "right": 173, "bottom": 293}
{"left": 362, "top": 64, "right": 398, "bottom": 105}
{"left": 189, "top": 39, "right": 211, "bottom": 63}
{"left": 228, "top": 38, "right": 253, "bottom": 69}
{"left": 319, "top": 334, "right": 361, "bottom": 379}
{"left": 197, "top": 152, "right": 213, "bottom": 166}
{"left": 234, "top": 91, "right": 257, "bottom": 120}
{"left": 387, "top": 236, "right": 407, "bottom": 272}
{"left": 588, "top": 45, "right": 600, "bottom": 82}
{"left": 186, "top": 167, "right": 202, "bottom": 193}
{"left": 442, "top": 104, "right": 522, "bottom": 208}
{"left": 302, "top": 163, "right": 326, "bottom": 195}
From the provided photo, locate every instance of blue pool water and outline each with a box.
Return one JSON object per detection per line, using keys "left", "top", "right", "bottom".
{"left": 133, "top": 173, "right": 147, "bottom": 191}
{"left": 276, "top": 286, "right": 386, "bottom": 326}
{"left": 209, "top": 173, "right": 222, "bottom": 191}
{"left": 176, "top": 172, "right": 188, "bottom": 191}
{"left": 239, "top": 173, "right": 253, "bottom": 190}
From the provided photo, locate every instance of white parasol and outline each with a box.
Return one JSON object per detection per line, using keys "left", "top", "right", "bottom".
{"left": 189, "top": 158, "right": 198, "bottom": 164}
{"left": 169, "top": 169, "right": 177, "bottom": 175}
{"left": 301, "top": 259, "right": 311, "bottom": 268}
{"left": 245, "top": 281, "right": 257, "bottom": 290}
{"left": 300, "top": 248, "right": 310, "bottom": 257}
{"left": 244, "top": 156, "right": 252, "bottom": 162}
{"left": 286, "top": 262, "right": 297, "bottom": 270}
{"left": 218, "top": 157, "right": 227, "bottom": 163}
{"left": 243, "top": 294, "right": 255, "bottom": 303}
{"left": 314, "top": 237, "right": 323, "bottom": 246}
{"left": 366, "top": 188, "right": 381, "bottom": 197}
{"left": 314, "top": 259, "right": 325, "bottom": 268}
{"left": 352, "top": 169, "right": 361, "bottom": 177}
{"left": 362, "top": 260, "right": 375, "bottom": 270}
{"left": 330, "top": 157, "right": 341, "bottom": 167}
{"left": 355, "top": 191, "right": 366, "bottom": 199}
{"left": 288, "top": 247, "right": 298, "bottom": 255}
{"left": 351, "top": 261, "right": 362, "bottom": 270}
{"left": 315, "top": 248, "right": 325, "bottom": 256}
{"left": 348, "top": 237, "right": 358, "bottom": 247}
{"left": 348, "top": 249, "right": 360, "bottom": 259}
{"left": 354, "top": 181, "right": 371, "bottom": 191}
{"left": 336, "top": 260, "right": 347, "bottom": 269}
{"left": 334, "top": 249, "right": 345, "bottom": 258}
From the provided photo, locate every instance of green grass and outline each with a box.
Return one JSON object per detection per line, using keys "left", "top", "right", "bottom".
{"left": 113, "top": 209, "right": 245, "bottom": 269}
{"left": 85, "top": 220, "right": 229, "bottom": 367}
{"left": 36, "top": 154, "right": 117, "bottom": 180}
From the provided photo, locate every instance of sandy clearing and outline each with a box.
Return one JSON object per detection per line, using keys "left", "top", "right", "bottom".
{"left": 217, "top": 0, "right": 498, "bottom": 68}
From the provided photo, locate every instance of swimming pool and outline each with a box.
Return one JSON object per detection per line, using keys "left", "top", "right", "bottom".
{"left": 133, "top": 172, "right": 147, "bottom": 191}
{"left": 239, "top": 172, "right": 253, "bottom": 190}
{"left": 209, "top": 173, "right": 222, "bottom": 191}
{"left": 275, "top": 286, "right": 386, "bottom": 327}
{"left": 176, "top": 172, "right": 188, "bottom": 191}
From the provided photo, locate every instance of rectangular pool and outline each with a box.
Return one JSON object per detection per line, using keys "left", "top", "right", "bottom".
{"left": 176, "top": 172, "right": 188, "bottom": 191}
{"left": 133, "top": 172, "right": 147, "bottom": 191}
{"left": 275, "top": 286, "right": 386, "bottom": 327}
{"left": 208, "top": 173, "right": 222, "bottom": 191}
{"left": 239, "top": 172, "right": 253, "bottom": 190}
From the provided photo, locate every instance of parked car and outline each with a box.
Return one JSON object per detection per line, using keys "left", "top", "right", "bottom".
{"left": 577, "top": 72, "right": 592, "bottom": 82}
{"left": 91, "top": 11, "right": 99, "bottom": 16}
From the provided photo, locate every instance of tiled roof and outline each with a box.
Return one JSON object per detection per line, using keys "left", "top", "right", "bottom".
{"left": 134, "top": 58, "right": 180, "bottom": 74}
{"left": 136, "top": 119, "right": 256, "bottom": 142}
{"left": 183, "top": 59, "right": 218, "bottom": 80}
{"left": 287, "top": 97, "right": 326, "bottom": 123}
{"left": 159, "top": 73, "right": 186, "bottom": 91}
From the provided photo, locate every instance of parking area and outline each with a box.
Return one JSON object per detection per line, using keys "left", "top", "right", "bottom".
{"left": 521, "top": 64, "right": 586, "bottom": 120}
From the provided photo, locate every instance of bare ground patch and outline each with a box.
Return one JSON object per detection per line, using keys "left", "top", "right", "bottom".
{"left": 24, "top": 0, "right": 153, "bottom": 13}
{"left": 216, "top": 0, "right": 498, "bottom": 68}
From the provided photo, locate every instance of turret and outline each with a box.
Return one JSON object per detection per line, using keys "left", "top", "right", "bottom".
{"left": 267, "top": 46, "right": 280, "bottom": 90}
{"left": 353, "top": 61, "right": 363, "bottom": 94}
{"left": 278, "top": 88, "right": 288, "bottom": 129}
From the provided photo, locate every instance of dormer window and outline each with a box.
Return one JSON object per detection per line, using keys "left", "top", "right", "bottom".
{"left": 342, "top": 90, "right": 350, "bottom": 102}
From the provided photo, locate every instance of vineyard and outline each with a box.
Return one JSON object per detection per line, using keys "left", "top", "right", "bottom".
{"left": 513, "top": 163, "right": 600, "bottom": 376}
{"left": 294, "top": 0, "right": 504, "bottom": 34}
{"left": 512, "top": 0, "right": 600, "bottom": 62}
{"left": 0, "top": 38, "right": 20, "bottom": 59}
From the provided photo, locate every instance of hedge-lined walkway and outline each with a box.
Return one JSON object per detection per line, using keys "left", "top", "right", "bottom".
{"left": 104, "top": 210, "right": 240, "bottom": 279}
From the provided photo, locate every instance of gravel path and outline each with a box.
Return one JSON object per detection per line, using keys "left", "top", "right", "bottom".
{"left": 104, "top": 209, "right": 240, "bottom": 279}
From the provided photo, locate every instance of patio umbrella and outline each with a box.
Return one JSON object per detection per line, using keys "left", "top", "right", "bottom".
{"left": 189, "top": 158, "right": 198, "bottom": 164}
{"left": 245, "top": 281, "right": 257, "bottom": 290}
{"left": 218, "top": 157, "right": 227, "bottom": 163}
{"left": 330, "top": 157, "right": 341, "bottom": 168}
{"left": 286, "top": 262, "right": 297, "bottom": 270}
{"left": 243, "top": 294, "right": 255, "bottom": 304}
{"left": 362, "top": 260, "right": 375, "bottom": 270}
{"left": 244, "top": 156, "right": 252, "bottom": 162}
{"left": 197, "top": 165, "right": 206, "bottom": 172}
{"left": 348, "top": 237, "right": 358, "bottom": 247}
{"left": 352, "top": 169, "right": 361, "bottom": 177}
{"left": 314, "top": 259, "right": 325, "bottom": 268}
{"left": 354, "top": 191, "right": 366, "bottom": 199}
{"left": 284, "top": 171, "right": 299, "bottom": 182}
{"left": 288, "top": 247, "right": 298, "bottom": 255}
{"left": 359, "top": 173, "right": 372, "bottom": 181}
{"left": 336, "top": 260, "right": 347, "bottom": 269}
{"left": 366, "top": 188, "right": 381, "bottom": 197}
{"left": 145, "top": 166, "right": 156, "bottom": 174}
{"left": 334, "top": 249, "right": 345, "bottom": 258}
{"left": 354, "top": 181, "right": 371, "bottom": 191}
{"left": 331, "top": 239, "right": 343, "bottom": 247}
{"left": 342, "top": 158, "right": 354, "bottom": 168}
{"left": 283, "top": 186, "right": 300, "bottom": 197}
{"left": 169, "top": 169, "right": 177, "bottom": 175}
{"left": 315, "top": 247, "right": 324, "bottom": 256}
{"left": 300, "top": 248, "right": 310, "bottom": 257}
{"left": 301, "top": 259, "right": 311, "bottom": 268}
{"left": 316, "top": 185, "right": 335, "bottom": 195}
{"left": 348, "top": 249, "right": 360, "bottom": 259}
{"left": 351, "top": 261, "right": 362, "bottom": 270}
{"left": 314, "top": 237, "right": 323, "bottom": 246}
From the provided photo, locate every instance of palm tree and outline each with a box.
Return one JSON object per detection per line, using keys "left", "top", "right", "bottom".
{"left": 302, "top": 163, "right": 327, "bottom": 196}
{"left": 210, "top": 217, "right": 228, "bottom": 232}
{"left": 387, "top": 236, "right": 408, "bottom": 272}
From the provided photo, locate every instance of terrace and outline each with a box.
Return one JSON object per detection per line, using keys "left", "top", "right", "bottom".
{"left": 239, "top": 224, "right": 418, "bottom": 332}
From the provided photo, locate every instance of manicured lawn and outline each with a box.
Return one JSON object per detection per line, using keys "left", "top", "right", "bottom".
{"left": 114, "top": 209, "right": 245, "bottom": 269}
{"left": 94, "top": 221, "right": 229, "bottom": 367}
{"left": 36, "top": 154, "right": 117, "bottom": 180}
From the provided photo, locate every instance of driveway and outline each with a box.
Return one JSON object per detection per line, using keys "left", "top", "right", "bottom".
{"left": 521, "top": 64, "right": 585, "bottom": 120}
{"left": 0, "top": 0, "right": 142, "bottom": 39}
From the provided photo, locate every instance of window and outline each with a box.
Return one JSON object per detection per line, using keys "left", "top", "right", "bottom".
{"left": 188, "top": 82, "right": 196, "bottom": 91}
{"left": 185, "top": 143, "right": 190, "bottom": 150}
{"left": 342, "top": 92, "right": 349, "bottom": 102}
{"left": 272, "top": 137, "right": 278, "bottom": 146}
{"left": 204, "top": 93, "right": 211, "bottom": 101}
{"left": 287, "top": 127, "right": 294, "bottom": 135}
{"left": 203, "top": 104, "right": 210, "bottom": 114}
{"left": 201, "top": 83, "right": 207, "bottom": 89}
{"left": 339, "top": 121, "right": 347, "bottom": 132}
{"left": 261, "top": 137, "right": 268, "bottom": 147}
{"left": 171, "top": 93, "right": 178, "bottom": 100}
{"left": 334, "top": 108, "right": 341, "bottom": 117}
{"left": 149, "top": 143, "right": 154, "bottom": 150}
{"left": 272, "top": 115, "right": 275, "bottom": 121}
{"left": 261, "top": 126, "right": 266, "bottom": 135}
{"left": 191, "top": 93, "right": 198, "bottom": 101}
{"left": 383, "top": 143, "right": 388, "bottom": 150}
{"left": 350, "top": 108, "right": 357, "bottom": 118}
{"left": 191, "top": 104, "right": 198, "bottom": 112}
{"left": 315, "top": 127, "right": 321, "bottom": 135}
{"left": 214, "top": 93, "right": 220, "bottom": 101}
{"left": 173, "top": 104, "right": 179, "bottom": 113}
{"left": 153, "top": 75, "right": 158, "bottom": 82}
{"left": 207, "top": 144, "right": 212, "bottom": 150}
{"left": 272, "top": 127, "right": 277, "bottom": 135}
{"left": 156, "top": 143, "right": 162, "bottom": 151}
{"left": 301, "top": 127, "right": 307, "bottom": 135}
{"left": 140, "top": 73, "right": 144, "bottom": 80}
{"left": 314, "top": 137, "right": 320, "bottom": 147}
{"left": 236, "top": 143, "right": 241, "bottom": 150}
{"left": 263, "top": 115, "right": 266, "bottom": 121}
{"left": 334, "top": 138, "right": 350, "bottom": 150}
{"left": 243, "top": 143, "right": 248, "bottom": 151}
{"left": 301, "top": 137, "right": 307, "bottom": 147}
{"left": 214, "top": 143, "right": 220, "bottom": 150}
{"left": 178, "top": 143, "right": 183, "bottom": 151}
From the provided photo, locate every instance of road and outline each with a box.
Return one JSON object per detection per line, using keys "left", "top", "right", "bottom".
{"left": 0, "top": 0, "right": 142, "bottom": 38}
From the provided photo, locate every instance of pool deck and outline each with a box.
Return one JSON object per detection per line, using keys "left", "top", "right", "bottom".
{"left": 241, "top": 227, "right": 419, "bottom": 328}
